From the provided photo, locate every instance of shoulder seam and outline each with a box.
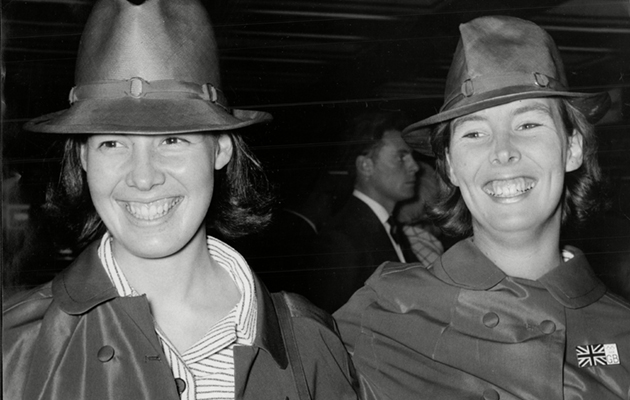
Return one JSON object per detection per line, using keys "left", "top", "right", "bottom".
{"left": 281, "top": 292, "right": 336, "bottom": 329}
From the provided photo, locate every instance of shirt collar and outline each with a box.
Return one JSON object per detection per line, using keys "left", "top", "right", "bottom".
{"left": 97, "top": 231, "right": 258, "bottom": 345}
{"left": 433, "top": 238, "right": 607, "bottom": 308}
{"left": 353, "top": 189, "right": 390, "bottom": 224}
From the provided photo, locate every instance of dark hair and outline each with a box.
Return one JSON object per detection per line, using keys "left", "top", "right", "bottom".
{"left": 341, "top": 111, "right": 413, "bottom": 172}
{"left": 429, "top": 98, "right": 606, "bottom": 238}
{"left": 44, "top": 133, "right": 273, "bottom": 247}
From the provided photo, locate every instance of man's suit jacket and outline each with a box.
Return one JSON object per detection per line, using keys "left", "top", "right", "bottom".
{"left": 308, "top": 196, "right": 417, "bottom": 312}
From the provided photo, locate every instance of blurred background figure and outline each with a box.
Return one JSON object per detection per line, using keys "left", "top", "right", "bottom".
{"left": 309, "top": 111, "right": 421, "bottom": 312}
{"left": 395, "top": 161, "right": 445, "bottom": 267}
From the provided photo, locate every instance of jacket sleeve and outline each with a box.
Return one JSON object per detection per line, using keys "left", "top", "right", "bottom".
{"left": 2, "top": 284, "right": 54, "bottom": 400}
{"left": 283, "top": 292, "right": 360, "bottom": 400}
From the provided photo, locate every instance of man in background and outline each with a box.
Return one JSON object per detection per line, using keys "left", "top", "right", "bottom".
{"left": 310, "top": 112, "right": 420, "bottom": 312}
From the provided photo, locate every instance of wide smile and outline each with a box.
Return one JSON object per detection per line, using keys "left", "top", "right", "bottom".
{"left": 482, "top": 177, "right": 536, "bottom": 198}
{"left": 120, "top": 196, "right": 183, "bottom": 221}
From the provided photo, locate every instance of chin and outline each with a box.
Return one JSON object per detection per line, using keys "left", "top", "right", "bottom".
{"left": 130, "top": 243, "right": 180, "bottom": 260}
{"left": 120, "top": 232, "right": 195, "bottom": 260}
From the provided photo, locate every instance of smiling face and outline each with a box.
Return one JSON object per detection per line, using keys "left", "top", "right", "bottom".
{"left": 446, "top": 98, "right": 583, "bottom": 240}
{"left": 81, "top": 133, "right": 232, "bottom": 261}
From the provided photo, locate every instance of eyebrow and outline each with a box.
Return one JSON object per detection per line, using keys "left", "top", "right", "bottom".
{"left": 511, "top": 102, "right": 552, "bottom": 117}
{"left": 452, "top": 114, "right": 486, "bottom": 131}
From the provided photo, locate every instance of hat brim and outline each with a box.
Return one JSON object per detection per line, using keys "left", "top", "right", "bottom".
{"left": 23, "top": 97, "right": 272, "bottom": 134}
{"left": 403, "top": 87, "right": 610, "bottom": 157}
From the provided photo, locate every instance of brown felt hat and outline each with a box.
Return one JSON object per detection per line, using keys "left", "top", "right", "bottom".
{"left": 24, "top": 0, "right": 271, "bottom": 134}
{"left": 403, "top": 15, "right": 611, "bottom": 156}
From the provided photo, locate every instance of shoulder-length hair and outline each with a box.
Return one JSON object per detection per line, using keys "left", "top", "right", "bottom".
{"left": 429, "top": 98, "right": 606, "bottom": 238}
{"left": 45, "top": 133, "right": 273, "bottom": 247}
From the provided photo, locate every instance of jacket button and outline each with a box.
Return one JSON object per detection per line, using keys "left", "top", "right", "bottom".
{"left": 482, "top": 312, "right": 500, "bottom": 328}
{"left": 97, "top": 346, "right": 115, "bottom": 362}
{"left": 482, "top": 388, "right": 500, "bottom": 400}
{"left": 175, "top": 378, "right": 186, "bottom": 394}
{"left": 540, "top": 320, "right": 556, "bottom": 334}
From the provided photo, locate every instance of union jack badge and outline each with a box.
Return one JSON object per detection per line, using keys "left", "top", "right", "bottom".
{"left": 576, "top": 344, "right": 620, "bottom": 368}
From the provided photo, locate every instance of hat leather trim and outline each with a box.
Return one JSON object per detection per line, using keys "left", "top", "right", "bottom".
{"left": 70, "top": 78, "right": 230, "bottom": 112}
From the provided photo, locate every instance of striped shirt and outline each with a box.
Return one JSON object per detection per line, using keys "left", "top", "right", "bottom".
{"left": 98, "top": 232, "right": 257, "bottom": 400}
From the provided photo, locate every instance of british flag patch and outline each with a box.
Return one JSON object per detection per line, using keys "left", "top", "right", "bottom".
{"left": 576, "top": 344, "right": 620, "bottom": 368}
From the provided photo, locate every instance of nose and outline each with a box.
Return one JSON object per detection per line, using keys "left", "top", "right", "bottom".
{"left": 125, "top": 145, "right": 166, "bottom": 190}
{"left": 491, "top": 131, "right": 521, "bottom": 165}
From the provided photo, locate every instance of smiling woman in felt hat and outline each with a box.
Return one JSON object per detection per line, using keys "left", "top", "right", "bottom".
{"left": 334, "top": 15, "right": 630, "bottom": 399}
{"left": 2, "top": 1, "right": 359, "bottom": 399}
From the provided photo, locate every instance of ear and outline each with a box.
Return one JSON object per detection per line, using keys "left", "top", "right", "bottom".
{"left": 355, "top": 155, "right": 373, "bottom": 177}
{"left": 445, "top": 151, "right": 460, "bottom": 186}
{"left": 214, "top": 134, "right": 234, "bottom": 170}
{"left": 565, "top": 130, "right": 584, "bottom": 173}
{"left": 80, "top": 142, "right": 88, "bottom": 171}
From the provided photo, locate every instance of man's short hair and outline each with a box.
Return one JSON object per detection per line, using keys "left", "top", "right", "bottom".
{"left": 342, "top": 111, "right": 412, "bottom": 172}
{"left": 429, "top": 98, "right": 606, "bottom": 238}
{"left": 45, "top": 133, "right": 273, "bottom": 246}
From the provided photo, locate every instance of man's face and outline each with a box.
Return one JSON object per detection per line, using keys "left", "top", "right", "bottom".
{"left": 446, "top": 98, "right": 583, "bottom": 238}
{"left": 80, "top": 133, "right": 232, "bottom": 263}
{"left": 367, "top": 130, "right": 419, "bottom": 210}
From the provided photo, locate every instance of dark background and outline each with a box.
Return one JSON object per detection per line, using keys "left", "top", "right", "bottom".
{"left": 3, "top": 0, "right": 630, "bottom": 299}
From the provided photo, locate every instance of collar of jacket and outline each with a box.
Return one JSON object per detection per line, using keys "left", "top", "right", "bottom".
{"left": 432, "top": 238, "right": 607, "bottom": 309}
{"left": 51, "top": 240, "right": 289, "bottom": 369}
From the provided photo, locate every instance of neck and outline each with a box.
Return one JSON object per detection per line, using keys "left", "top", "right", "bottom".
{"left": 113, "top": 228, "right": 219, "bottom": 302}
{"left": 472, "top": 222, "right": 562, "bottom": 280}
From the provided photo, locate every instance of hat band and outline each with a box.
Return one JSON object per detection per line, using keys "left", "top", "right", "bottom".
{"left": 441, "top": 72, "right": 565, "bottom": 112}
{"left": 69, "top": 77, "right": 230, "bottom": 112}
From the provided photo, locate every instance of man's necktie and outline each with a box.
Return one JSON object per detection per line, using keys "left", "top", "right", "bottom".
{"left": 387, "top": 216, "right": 405, "bottom": 246}
{"left": 387, "top": 216, "right": 418, "bottom": 263}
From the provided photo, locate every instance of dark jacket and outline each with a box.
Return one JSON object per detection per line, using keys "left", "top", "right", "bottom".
{"left": 310, "top": 196, "right": 416, "bottom": 313}
{"left": 335, "top": 239, "right": 630, "bottom": 400}
{"left": 3, "top": 241, "right": 358, "bottom": 400}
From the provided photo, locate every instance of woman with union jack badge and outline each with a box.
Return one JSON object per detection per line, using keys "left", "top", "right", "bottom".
{"left": 334, "top": 15, "right": 630, "bottom": 399}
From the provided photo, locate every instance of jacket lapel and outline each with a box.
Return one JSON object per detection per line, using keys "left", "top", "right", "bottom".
{"left": 52, "top": 240, "right": 118, "bottom": 314}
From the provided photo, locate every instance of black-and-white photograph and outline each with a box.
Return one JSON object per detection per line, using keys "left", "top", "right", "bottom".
{"left": 3, "top": 0, "right": 629, "bottom": 398}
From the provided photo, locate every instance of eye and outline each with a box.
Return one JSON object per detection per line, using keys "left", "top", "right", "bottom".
{"left": 462, "top": 131, "right": 483, "bottom": 139}
{"left": 162, "top": 137, "right": 189, "bottom": 145}
{"left": 518, "top": 123, "right": 541, "bottom": 130}
{"left": 98, "top": 140, "right": 122, "bottom": 149}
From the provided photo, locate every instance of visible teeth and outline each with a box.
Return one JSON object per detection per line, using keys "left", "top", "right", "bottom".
{"left": 125, "top": 197, "right": 182, "bottom": 220}
{"left": 484, "top": 178, "right": 535, "bottom": 198}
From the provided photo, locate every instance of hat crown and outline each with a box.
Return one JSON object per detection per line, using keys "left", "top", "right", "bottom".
{"left": 443, "top": 16, "right": 567, "bottom": 111}
{"left": 76, "top": 0, "right": 220, "bottom": 86}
